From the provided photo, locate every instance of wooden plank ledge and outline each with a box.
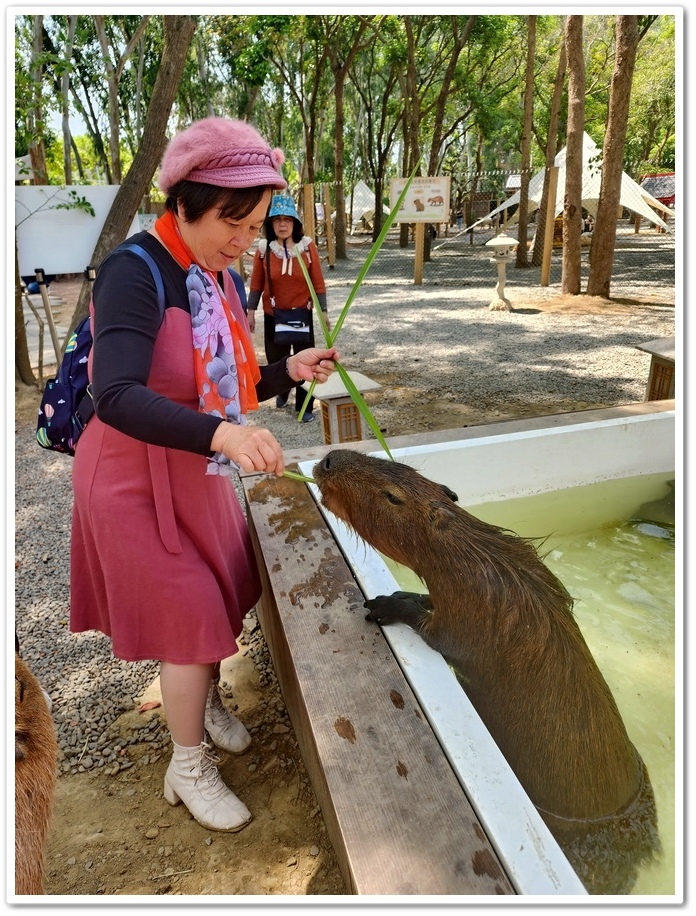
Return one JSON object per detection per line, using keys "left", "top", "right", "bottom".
{"left": 243, "top": 473, "right": 515, "bottom": 896}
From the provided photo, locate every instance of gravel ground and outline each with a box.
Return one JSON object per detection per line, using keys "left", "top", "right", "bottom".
{"left": 15, "top": 226, "right": 676, "bottom": 770}
{"left": 12, "top": 227, "right": 675, "bottom": 897}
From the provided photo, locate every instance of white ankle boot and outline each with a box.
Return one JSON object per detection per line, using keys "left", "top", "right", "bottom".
{"left": 204, "top": 683, "right": 252, "bottom": 754}
{"left": 163, "top": 740, "right": 252, "bottom": 832}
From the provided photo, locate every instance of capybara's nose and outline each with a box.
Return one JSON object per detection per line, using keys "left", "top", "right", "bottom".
{"left": 444, "top": 485, "right": 459, "bottom": 503}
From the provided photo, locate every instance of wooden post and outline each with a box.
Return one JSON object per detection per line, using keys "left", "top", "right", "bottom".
{"left": 303, "top": 183, "right": 316, "bottom": 241}
{"left": 23, "top": 291, "right": 45, "bottom": 387}
{"left": 233, "top": 256, "right": 247, "bottom": 280}
{"left": 414, "top": 222, "right": 425, "bottom": 285}
{"left": 322, "top": 183, "right": 336, "bottom": 269}
{"left": 540, "top": 166, "right": 559, "bottom": 287}
{"left": 33, "top": 268, "right": 62, "bottom": 363}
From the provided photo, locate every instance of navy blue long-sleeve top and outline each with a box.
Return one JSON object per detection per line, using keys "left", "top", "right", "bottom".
{"left": 90, "top": 231, "right": 290, "bottom": 455}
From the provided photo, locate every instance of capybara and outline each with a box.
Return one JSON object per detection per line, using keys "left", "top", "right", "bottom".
{"left": 313, "top": 449, "right": 661, "bottom": 895}
{"left": 15, "top": 654, "right": 57, "bottom": 895}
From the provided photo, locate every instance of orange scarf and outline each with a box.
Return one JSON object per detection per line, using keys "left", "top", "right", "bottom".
{"left": 155, "top": 211, "right": 260, "bottom": 472}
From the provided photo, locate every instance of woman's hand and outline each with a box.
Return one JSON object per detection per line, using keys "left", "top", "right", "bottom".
{"left": 288, "top": 347, "right": 340, "bottom": 385}
{"left": 210, "top": 422, "right": 285, "bottom": 476}
{"left": 246, "top": 311, "right": 256, "bottom": 333}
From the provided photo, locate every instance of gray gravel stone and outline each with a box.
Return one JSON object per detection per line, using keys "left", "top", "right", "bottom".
{"left": 15, "top": 233, "right": 674, "bottom": 771}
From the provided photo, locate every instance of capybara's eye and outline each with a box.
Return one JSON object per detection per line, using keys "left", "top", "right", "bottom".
{"left": 383, "top": 489, "right": 404, "bottom": 505}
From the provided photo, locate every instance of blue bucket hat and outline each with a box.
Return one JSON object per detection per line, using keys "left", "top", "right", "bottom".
{"left": 268, "top": 195, "right": 300, "bottom": 221}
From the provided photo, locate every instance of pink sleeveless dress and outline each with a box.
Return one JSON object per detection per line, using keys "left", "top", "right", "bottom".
{"left": 69, "top": 306, "right": 261, "bottom": 664}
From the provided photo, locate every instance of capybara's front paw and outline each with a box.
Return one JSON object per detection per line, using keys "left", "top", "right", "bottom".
{"left": 364, "top": 592, "right": 431, "bottom": 628}
{"left": 364, "top": 595, "right": 399, "bottom": 625}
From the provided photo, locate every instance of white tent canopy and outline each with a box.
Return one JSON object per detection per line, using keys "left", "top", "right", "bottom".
{"left": 349, "top": 179, "right": 389, "bottom": 229}
{"left": 471, "top": 133, "right": 672, "bottom": 232}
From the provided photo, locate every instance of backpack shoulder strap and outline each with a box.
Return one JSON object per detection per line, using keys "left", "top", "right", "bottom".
{"left": 78, "top": 243, "right": 167, "bottom": 429}
{"left": 112, "top": 241, "right": 166, "bottom": 321}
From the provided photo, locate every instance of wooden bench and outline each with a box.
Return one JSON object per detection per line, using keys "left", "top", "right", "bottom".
{"left": 243, "top": 466, "right": 514, "bottom": 895}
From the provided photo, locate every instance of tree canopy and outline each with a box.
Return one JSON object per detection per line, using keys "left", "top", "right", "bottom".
{"left": 15, "top": 12, "right": 676, "bottom": 206}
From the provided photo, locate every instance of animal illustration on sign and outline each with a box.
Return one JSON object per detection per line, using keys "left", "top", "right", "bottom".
{"left": 312, "top": 448, "right": 661, "bottom": 895}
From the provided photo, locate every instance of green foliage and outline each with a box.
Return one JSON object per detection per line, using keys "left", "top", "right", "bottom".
{"left": 52, "top": 189, "right": 96, "bottom": 216}
{"left": 625, "top": 15, "right": 676, "bottom": 173}
{"left": 14, "top": 13, "right": 676, "bottom": 201}
{"left": 14, "top": 185, "right": 97, "bottom": 229}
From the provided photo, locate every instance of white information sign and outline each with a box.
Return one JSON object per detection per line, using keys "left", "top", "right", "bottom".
{"left": 389, "top": 175, "right": 451, "bottom": 223}
{"left": 15, "top": 185, "right": 140, "bottom": 276}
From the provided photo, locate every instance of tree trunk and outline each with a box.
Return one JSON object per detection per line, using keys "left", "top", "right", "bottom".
{"left": 423, "top": 15, "right": 475, "bottom": 263}
{"left": 15, "top": 240, "right": 36, "bottom": 386}
{"left": 68, "top": 15, "right": 196, "bottom": 335}
{"left": 95, "top": 16, "right": 122, "bottom": 184}
{"left": 516, "top": 15, "right": 536, "bottom": 268}
{"left": 586, "top": 16, "right": 639, "bottom": 298}
{"left": 561, "top": 15, "right": 585, "bottom": 294}
{"left": 61, "top": 16, "right": 78, "bottom": 184}
{"left": 196, "top": 32, "right": 215, "bottom": 117}
{"left": 28, "top": 16, "right": 48, "bottom": 185}
{"left": 532, "top": 40, "right": 566, "bottom": 267}
{"left": 328, "top": 16, "right": 372, "bottom": 261}
{"left": 94, "top": 15, "right": 151, "bottom": 185}
{"left": 333, "top": 75, "right": 347, "bottom": 260}
{"left": 399, "top": 18, "right": 420, "bottom": 249}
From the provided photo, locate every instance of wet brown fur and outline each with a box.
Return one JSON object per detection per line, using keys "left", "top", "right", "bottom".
{"left": 15, "top": 654, "right": 57, "bottom": 895}
{"left": 314, "top": 449, "right": 661, "bottom": 894}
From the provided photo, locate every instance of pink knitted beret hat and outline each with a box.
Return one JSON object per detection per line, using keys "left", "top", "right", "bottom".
{"left": 157, "top": 117, "right": 287, "bottom": 193}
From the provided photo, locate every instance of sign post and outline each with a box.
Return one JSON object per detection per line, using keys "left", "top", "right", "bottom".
{"left": 389, "top": 176, "right": 451, "bottom": 286}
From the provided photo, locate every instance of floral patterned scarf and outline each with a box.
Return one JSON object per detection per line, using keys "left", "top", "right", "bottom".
{"left": 155, "top": 210, "right": 260, "bottom": 474}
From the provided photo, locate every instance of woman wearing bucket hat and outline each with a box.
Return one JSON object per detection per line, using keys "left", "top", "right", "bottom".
{"left": 69, "top": 117, "right": 339, "bottom": 833}
{"left": 247, "top": 194, "right": 330, "bottom": 422}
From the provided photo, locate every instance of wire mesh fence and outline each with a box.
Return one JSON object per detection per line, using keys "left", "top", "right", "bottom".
{"left": 298, "top": 159, "right": 676, "bottom": 303}
{"left": 306, "top": 219, "right": 676, "bottom": 306}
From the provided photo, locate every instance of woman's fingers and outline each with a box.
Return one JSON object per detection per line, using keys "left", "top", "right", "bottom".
{"left": 212, "top": 423, "right": 285, "bottom": 475}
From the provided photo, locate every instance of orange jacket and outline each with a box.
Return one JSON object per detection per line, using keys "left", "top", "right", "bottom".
{"left": 249, "top": 237, "right": 326, "bottom": 315}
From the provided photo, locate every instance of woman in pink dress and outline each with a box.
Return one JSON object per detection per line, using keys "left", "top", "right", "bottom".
{"left": 70, "top": 118, "right": 338, "bottom": 832}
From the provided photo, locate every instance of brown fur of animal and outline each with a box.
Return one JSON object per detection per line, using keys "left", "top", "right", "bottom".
{"left": 313, "top": 449, "right": 661, "bottom": 895}
{"left": 15, "top": 654, "right": 57, "bottom": 895}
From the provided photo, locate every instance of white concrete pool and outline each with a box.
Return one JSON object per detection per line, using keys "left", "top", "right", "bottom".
{"left": 300, "top": 407, "right": 678, "bottom": 897}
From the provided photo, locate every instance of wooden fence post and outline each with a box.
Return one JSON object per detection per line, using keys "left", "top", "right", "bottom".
{"left": 322, "top": 183, "right": 336, "bottom": 269}
{"left": 303, "top": 183, "right": 316, "bottom": 241}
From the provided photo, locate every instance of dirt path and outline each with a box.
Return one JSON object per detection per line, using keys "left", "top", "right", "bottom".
{"left": 40, "top": 624, "right": 348, "bottom": 897}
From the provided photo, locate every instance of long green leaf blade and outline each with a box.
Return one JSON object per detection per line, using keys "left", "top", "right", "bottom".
{"left": 334, "top": 362, "right": 393, "bottom": 460}
{"left": 289, "top": 248, "right": 328, "bottom": 419}
{"left": 329, "top": 160, "right": 421, "bottom": 345}
{"left": 282, "top": 469, "right": 315, "bottom": 483}
{"left": 290, "top": 163, "right": 420, "bottom": 435}
{"left": 293, "top": 248, "right": 331, "bottom": 346}
{"left": 297, "top": 380, "right": 315, "bottom": 421}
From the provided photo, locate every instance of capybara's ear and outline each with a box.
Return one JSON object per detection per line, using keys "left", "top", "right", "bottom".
{"left": 429, "top": 499, "right": 459, "bottom": 531}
